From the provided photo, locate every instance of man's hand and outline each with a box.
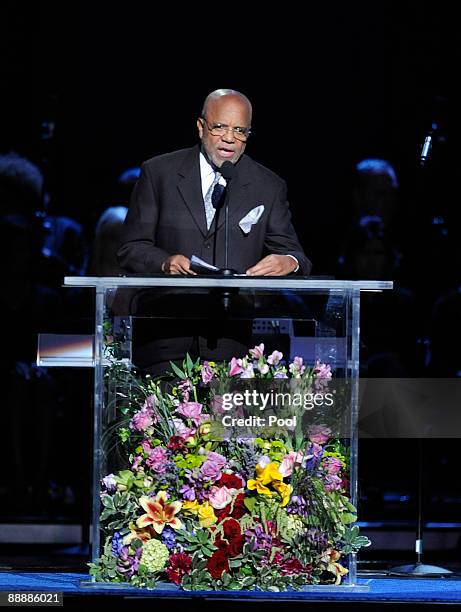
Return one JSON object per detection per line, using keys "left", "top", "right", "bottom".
{"left": 161, "top": 254, "right": 197, "bottom": 275}
{"left": 246, "top": 254, "right": 298, "bottom": 276}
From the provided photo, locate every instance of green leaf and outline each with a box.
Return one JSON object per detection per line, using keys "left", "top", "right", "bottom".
{"left": 341, "top": 512, "right": 357, "bottom": 524}
{"left": 101, "top": 495, "right": 115, "bottom": 509}
{"left": 186, "top": 353, "right": 194, "bottom": 374}
{"left": 244, "top": 497, "right": 256, "bottom": 513}
{"left": 170, "top": 362, "right": 186, "bottom": 379}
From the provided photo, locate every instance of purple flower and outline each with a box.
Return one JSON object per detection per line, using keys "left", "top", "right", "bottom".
{"left": 111, "top": 532, "right": 124, "bottom": 557}
{"left": 116, "top": 546, "right": 142, "bottom": 578}
{"left": 240, "top": 363, "right": 255, "bottom": 378}
{"left": 177, "top": 379, "right": 193, "bottom": 402}
{"left": 305, "top": 442, "right": 323, "bottom": 471}
{"left": 145, "top": 445, "right": 169, "bottom": 474}
{"left": 289, "top": 356, "right": 306, "bottom": 378}
{"left": 179, "top": 484, "right": 196, "bottom": 501}
{"left": 201, "top": 451, "right": 226, "bottom": 481}
{"left": 161, "top": 526, "right": 177, "bottom": 550}
{"left": 102, "top": 473, "right": 117, "bottom": 493}
{"left": 287, "top": 495, "right": 308, "bottom": 516}
{"left": 267, "top": 350, "right": 283, "bottom": 366}
{"left": 324, "top": 473, "right": 342, "bottom": 492}
{"left": 201, "top": 361, "right": 214, "bottom": 384}
{"left": 245, "top": 524, "right": 273, "bottom": 551}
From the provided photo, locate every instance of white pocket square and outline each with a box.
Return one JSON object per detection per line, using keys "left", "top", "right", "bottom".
{"left": 239, "top": 205, "right": 265, "bottom": 234}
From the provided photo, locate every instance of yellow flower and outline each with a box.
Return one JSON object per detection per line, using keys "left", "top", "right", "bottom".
{"left": 197, "top": 502, "right": 217, "bottom": 527}
{"left": 272, "top": 481, "right": 293, "bottom": 507}
{"left": 247, "top": 461, "right": 286, "bottom": 499}
{"left": 181, "top": 499, "right": 200, "bottom": 514}
{"left": 247, "top": 478, "right": 273, "bottom": 497}
{"left": 256, "top": 462, "right": 283, "bottom": 485}
{"left": 328, "top": 561, "right": 348, "bottom": 584}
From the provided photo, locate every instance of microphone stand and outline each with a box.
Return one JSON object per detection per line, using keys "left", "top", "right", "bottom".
{"left": 389, "top": 440, "right": 452, "bottom": 576}
{"left": 217, "top": 162, "right": 237, "bottom": 310}
{"left": 389, "top": 125, "right": 451, "bottom": 577}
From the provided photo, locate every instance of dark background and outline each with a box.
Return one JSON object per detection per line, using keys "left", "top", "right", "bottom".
{"left": 3, "top": 3, "right": 459, "bottom": 242}
{"left": 2, "top": 1, "right": 461, "bottom": 568}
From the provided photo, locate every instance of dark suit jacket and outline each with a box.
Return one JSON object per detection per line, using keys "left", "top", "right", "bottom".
{"left": 117, "top": 145, "right": 311, "bottom": 275}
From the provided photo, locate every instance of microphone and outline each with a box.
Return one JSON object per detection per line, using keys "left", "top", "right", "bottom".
{"left": 220, "top": 160, "right": 237, "bottom": 181}
{"left": 420, "top": 133, "right": 432, "bottom": 167}
{"left": 420, "top": 123, "right": 438, "bottom": 167}
{"left": 219, "top": 161, "right": 237, "bottom": 275}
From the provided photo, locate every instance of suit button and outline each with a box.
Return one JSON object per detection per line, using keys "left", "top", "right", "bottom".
{"left": 204, "top": 243, "right": 211, "bottom": 249}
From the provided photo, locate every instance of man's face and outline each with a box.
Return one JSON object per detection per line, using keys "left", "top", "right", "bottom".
{"left": 197, "top": 95, "right": 251, "bottom": 168}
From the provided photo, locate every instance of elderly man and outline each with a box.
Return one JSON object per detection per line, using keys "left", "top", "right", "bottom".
{"left": 117, "top": 88, "right": 311, "bottom": 277}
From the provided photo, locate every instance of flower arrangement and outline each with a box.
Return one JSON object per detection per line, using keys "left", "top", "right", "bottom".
{"left": 90, "top": 345, "right": 370, "bottom": 590}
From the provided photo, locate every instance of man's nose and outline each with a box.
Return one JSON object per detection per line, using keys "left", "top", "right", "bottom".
{"left": 221, "top": 127, "right": 235, "bottom": 143}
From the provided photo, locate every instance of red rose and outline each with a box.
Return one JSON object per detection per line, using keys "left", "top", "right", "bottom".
{"left": 207, "top": 550, "right": 229, "bottom": 579}
{"left": 229, "top": 493, "right": 246, "bottom": 519}
{"left": 217, "top": 473, "right": 244, "bottom": 489}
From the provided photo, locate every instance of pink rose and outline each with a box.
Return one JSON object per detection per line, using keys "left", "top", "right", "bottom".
{"left": 208, "top": 485, "right": 234, "bottom": 509}
{"left": 323, "top": 456, "right": 343, "bottom": 475}
{"left": 279, "top": 451, "right": 304, "bottom": 477}
{"left": 176, "top": 402, "right": 204, "bottom": 427}
{"left": 131, "top": 407, "right": 155, "bottom": 431}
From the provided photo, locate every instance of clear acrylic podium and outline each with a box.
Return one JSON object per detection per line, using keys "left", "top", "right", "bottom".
{"left": 63, "top": 276, "right": 392, "bottom": 592}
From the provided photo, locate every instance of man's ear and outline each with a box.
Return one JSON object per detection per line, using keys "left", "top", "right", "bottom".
{"left": 197, "top": 118, "right": 204, "bottom": 139}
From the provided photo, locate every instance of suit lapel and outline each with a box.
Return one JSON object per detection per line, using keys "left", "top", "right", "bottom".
{"left": 177, "top": 146, "right": 208, "bottom": 238}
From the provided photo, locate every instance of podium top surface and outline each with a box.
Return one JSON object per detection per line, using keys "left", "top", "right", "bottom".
{"left": 64, "top": 276, "right": 393, "bottom": 291}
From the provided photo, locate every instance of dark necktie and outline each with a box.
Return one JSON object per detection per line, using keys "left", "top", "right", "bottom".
{"left": 204, "top": 173, "right": 225, "bottom": 229}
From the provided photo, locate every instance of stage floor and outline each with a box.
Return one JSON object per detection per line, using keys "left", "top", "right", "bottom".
{"left": 1, "top": 572, "right": 461, "bottom": 608}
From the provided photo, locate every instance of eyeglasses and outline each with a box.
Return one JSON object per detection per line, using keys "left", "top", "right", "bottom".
{"left": 201, "top": 117, "right": 251, "bottom": 142}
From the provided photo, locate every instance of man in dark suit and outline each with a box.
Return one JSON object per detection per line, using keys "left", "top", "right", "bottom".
{"left": 116, "top": 89, "right": 311, "bottom": 374}
{"left": 117, "top": 89, "right": 311, "bottom": 277}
